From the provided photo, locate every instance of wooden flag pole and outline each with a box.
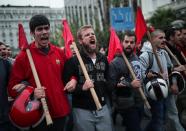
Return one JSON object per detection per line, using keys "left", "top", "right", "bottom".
{"left": 164, "top": 45, "right": 186, "bottom": 75}
{"left": 147, "top": 31, "right": 164, "bottom": 74}
{"left": 26, "top": 49, "right": 53, "bottom": 125}
{"left": 72, "top": 42, "right": 102, "bottom": 110}
{"left": 121, "top": 52, "right": 151, "bottom": 109}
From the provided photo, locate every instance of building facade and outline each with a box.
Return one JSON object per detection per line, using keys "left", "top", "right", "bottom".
{"left": 64, "top": 0, "right": 186, "bottom": 29}
{"left": 140, "top": 0, "right": 186, "bottom": 19}
{"left": 64, "top": 0, "right": 134, "bottom": 30}
{"left": 64, "top": 0, "right": 104, "bottom": 30}
{"left": 0, "top": 6, "right": 65, "bottom": 48}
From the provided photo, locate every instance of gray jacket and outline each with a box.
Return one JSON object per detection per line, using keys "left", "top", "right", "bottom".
{"left": 139, "top": 41, "right": 173, "bottom": 81}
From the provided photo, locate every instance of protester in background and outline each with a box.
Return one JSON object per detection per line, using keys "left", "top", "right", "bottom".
{"left": 180, "top": 24, "right": 186, "bottom": 57}
{"left": 165, "top": 27, "right": 185, "bottom": 65}
{"left": 0, "top": 42, "right": 19, "bottom": 131}
{"left": 0, "top": 42, "right": 8, "bottom": 59}
{"left": 165, "top": 26, "right": 186, "bottom": 131}
{"left": 63, "top": 25, "right": 113, "bottom": 131}
{"left": 8, "top": 14, "right": 76, "bottom": 131}
{"left": 64, "top": 44, "right": 76, "bottom": 131}
{"left": 109, "top": 31, "right": 143, "bottom": 131}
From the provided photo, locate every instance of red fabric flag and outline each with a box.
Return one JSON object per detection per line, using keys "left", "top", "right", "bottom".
{"left": 62, "top": 19, "right": 74, "bottom": 59}
{"left": 135, "top": 7, "right": 147, "bottom": 45}
{"left": 18, "top": 23, "right": 29, "bottom": 50}
{"left": 107, "top": 27, "right": 123, "bottom": 63}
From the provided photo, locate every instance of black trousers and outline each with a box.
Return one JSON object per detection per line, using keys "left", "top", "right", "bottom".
{"left": 29, "top": 117, "right": 66, "bottom": 131}
{"left": 0, "top": 121, "right": 20, "bottom": 131}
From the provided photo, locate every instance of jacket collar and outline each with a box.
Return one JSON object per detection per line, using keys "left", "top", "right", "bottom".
{"left": 30, "top": 41, "right": 55, "bottom": 55}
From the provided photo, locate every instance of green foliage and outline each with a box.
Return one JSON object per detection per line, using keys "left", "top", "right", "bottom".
{"left": 50, "top": 23, "right": 78, "bottom": 48}
{"left": 50, "top": 17, "right": 111, "bottom": 50}
{"left": 96, "top": 25, "right": 110, "bottom": 49}
{"left": 148, "top": 8, "right": 177, "bottom": 29}
{"left": 50, "top": 25, "right": 64, "bottom": 47}
{"left": 111, "top": 0, "right": 121, "bottom": 7}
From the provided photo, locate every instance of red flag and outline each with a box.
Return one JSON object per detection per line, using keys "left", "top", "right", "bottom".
{"left": 107, "top": 27, "right": 123, "bottom": 63}
{"left": 62, "top": 19, "right": 74, "bottom": 59}
{"left": 135, "top": 7, "right": 147, "bottom": 45}
{"left": 18, "top": 23, "right": 29, "bottom": 50}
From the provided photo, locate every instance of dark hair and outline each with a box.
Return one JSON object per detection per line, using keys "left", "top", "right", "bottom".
{"left": 29, "top": 14, "right": 50, "bottom": 32}
{"left": 123, "top": 30, "right": 136, "bottom": 42}
{"left": 165, "top": 27, "right": 180, "bottom": 41}
{"left": 181, "top": 23, "right": 186, "bottom": 30}
{"left": 0, "top": 41, "right": 5, "bottom": 46}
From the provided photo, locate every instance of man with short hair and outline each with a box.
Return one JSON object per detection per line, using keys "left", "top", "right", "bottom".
{"left": 180, "top": 24, "right": 186, "bottom": 57}
{"left": 63, "top": 25, "right": 113, "bottom": 131}
{"left": 0, "top": 42, "right": 19, "bottom": 131}
{"left": 109, "top": 31, "right": 144, "bottom": 131}
{"left": 8, "top": 14, "right": 75, "bottom": 131}
{"left": 0, "top": 42, "right": 7, "bottom": 59}
{"left": 165, "top": 27, "right": 185, "bottom": 65}
{"left": 140, "top": 29, "right": 184, "bottom": 131}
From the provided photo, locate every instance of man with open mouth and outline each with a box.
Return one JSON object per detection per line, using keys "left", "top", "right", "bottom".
{"left": 8, "top": 14, "right": 75, "bottom": 131}
{"left": 63, "top": 25, "right": 113, "bottom": 131}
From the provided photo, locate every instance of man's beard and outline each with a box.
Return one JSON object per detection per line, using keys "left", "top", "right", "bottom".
{"left": 82, "top": 44, "right": 97, "bottom": 54}
{"left": 124, "top": 48, "right": 133, "bottom": 56}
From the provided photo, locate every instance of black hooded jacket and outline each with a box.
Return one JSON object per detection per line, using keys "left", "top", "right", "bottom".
{"left": 63, "top": 51, "right": 111, "bottom": 110}
{"left": 0, "top": 58, "right": 11, "bottom": 123}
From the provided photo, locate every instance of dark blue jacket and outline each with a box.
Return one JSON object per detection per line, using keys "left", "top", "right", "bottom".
{"left": 0, "top": 58, "right": 11, "bottom": 123}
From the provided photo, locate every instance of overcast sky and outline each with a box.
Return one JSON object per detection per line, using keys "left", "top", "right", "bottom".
{"left": 1, "top": 0, "right": 64, "bottom": 8}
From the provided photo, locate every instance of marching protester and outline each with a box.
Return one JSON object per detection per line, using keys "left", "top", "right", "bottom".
{"left": 63, "top": 25, "right": 113, "bottom": 131}
{"left": 165, "top": 27, "right": 186, "bottom": 65}
{"left": 8, "top": 14, "right": 76, "bottom": 131}
{"left": 139, "top": 29, "right": 184, "bottom": 131}
{"left": 0, "top": 42, "right": 8, "bottom": 59}
{"left": 109, "top": 31, "right": 144, "bottom": 131}
{"left": 0, "top": 42, "right": 19, "bottom": 131}
{"left": 139, "top": 29, "right": 170, "bottom": 131}
{"left": 165, "top": 27, "right": 186, "bottom": 130}
{"left": 180, "top": 24, "right": 186, "bottom": 57}
{"left": 64, "top": 44, "right": 76, "bottom": 131}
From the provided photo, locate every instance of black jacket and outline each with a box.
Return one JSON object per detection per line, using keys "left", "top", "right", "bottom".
{"left": 108, "top": 54, "right": 143, "bottom": 107}
{"left": 0, "top": 58, "right": 11, "bottom": 123}
{"left": 63, "top": 51, "right": 110, "bottom": 110}
{"left": 167, "top": 43, "right": 186, "bottom": 66}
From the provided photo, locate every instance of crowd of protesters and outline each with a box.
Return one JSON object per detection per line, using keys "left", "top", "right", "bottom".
{"left": 0, "top": 14, "right": 186, "bottom": 131}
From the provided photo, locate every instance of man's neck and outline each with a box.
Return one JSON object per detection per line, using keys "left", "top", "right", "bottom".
{"left": 35, "top": 42, "right": 49, "bottom": 49}
{"left": 88, "top": 52, "right": 96, "bottom": 59}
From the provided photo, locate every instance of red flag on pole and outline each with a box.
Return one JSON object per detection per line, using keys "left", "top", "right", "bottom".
{"left": 18, "top": 23, "right": 29, "bottom": 50}
{"left": 62, "top": 19, "right": 74, "bottom": 59}
{"left": 135, "top": 7, "right": 147, "bottom": 45}
{"left": 107, "top": 27, "right": 123, "bottom": 63}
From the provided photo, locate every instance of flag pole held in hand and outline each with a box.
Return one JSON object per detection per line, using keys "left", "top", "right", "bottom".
{"left": 62, "top": 20, "right": 102, "bottom": 110}
{"left": 18, "top": 23, "right": 53, "bottom": 125}
{"left": 108, "top": 28, "right": 151, "bottom": 109}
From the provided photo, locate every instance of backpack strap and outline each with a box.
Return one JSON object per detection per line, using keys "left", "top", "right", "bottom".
{"left": 147, "top": 52, "right": 153, "bottom": 71}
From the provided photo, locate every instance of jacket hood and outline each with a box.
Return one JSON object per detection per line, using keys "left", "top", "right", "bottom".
{"left": 141, "top": 41, "right": 152, "bottom": 53}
